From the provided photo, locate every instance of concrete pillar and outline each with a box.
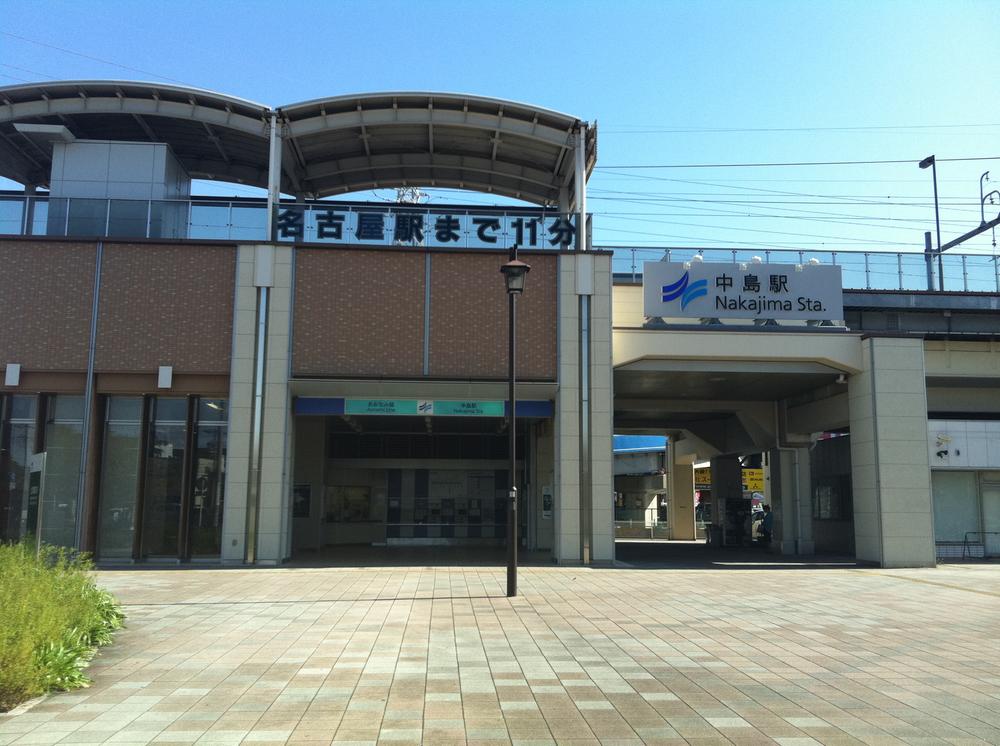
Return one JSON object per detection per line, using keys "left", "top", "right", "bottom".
{"left": 767, "top": 447, "right": 814, "bottom": 555}
{"left": 220, "top": 243, "right": 293, "bottom": 565}
{"left": 590, "top": 253, "right": 614, "bottom": 563}
{"left": 221, "top": 246, "right": 256, "bottom": 563}
{"left": 553, "top": 252, "right": 614, "bottom": 564}
{"left": 670, "top": 461, "right": 696, "bottom": 540}
{"left": 258, "top": 245, "right": 293, "bottom": 564}
{"left": 849, "top": 336, "right": 935, "bottom": 567}
{"left": 711, "top": 455, "right": 743, "bottom": 545}
{"left": 554, "top": 255, "right": 580, "bottom": 563}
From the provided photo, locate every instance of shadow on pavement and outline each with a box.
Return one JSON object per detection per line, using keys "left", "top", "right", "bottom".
{"left": 286, "top": 545, "right": 554, "bottom": 568}
{"left": 614, "top": 539, "right": 860, "bottom": 570}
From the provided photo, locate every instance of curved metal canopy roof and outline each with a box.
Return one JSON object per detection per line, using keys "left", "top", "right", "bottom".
{"left": 0, "top": 81, "right": 596, "bottom": 207}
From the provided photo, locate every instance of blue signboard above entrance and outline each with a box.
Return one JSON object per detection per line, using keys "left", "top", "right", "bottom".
{"left": 295, "top": 398, "right": 554, "bottom": 418}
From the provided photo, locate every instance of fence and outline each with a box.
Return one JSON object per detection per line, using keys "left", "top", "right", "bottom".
{"left": 607, "top": 246, "right": 1000, "bottom": 294}
{"left": 3, "top": 193, "right": 997, "bottom": 292}
{"left": 0, "top": 195, "right": 579, "bottom": 251}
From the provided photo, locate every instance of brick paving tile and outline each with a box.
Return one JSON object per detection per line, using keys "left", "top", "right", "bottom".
{"left": 4, "top": 563, "right": 1000, "bottom": 745}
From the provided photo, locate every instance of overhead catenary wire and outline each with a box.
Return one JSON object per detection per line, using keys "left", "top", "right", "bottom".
{"left": 0, "top": 31, "right": 193, "bottom": 86}
{"left": 0, "top": 63, "right": 59, "bottom": 80}
{"left": 600, "top": 123, "right": 1000, "bottom": 134}
{"left": 594, "top": 156, "right": 1000, "bottom": 169}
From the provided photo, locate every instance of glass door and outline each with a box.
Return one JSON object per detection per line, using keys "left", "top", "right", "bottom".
{"left": 0, "top": 396, "right": 37, "bottom": 543}
{"left": 188, "top": 399, "right": 227, "bottom": 558}
{"left": 97, "top": 398, "right": 143, "bottom": 560}
{"left": 40, "top": 396, "right": 84, "bottom": 548}
{"left": 141, "top": 398, "right": 187, "bottom": 558}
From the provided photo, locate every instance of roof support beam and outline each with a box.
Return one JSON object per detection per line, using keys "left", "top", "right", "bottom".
{"left": 280, "top": 131, "right": 307, "bottom": 197}
{"left": 131, "top": 113, "right": 159, "bottom": 142}
{"left": 201, "top": 121, "right": 231, "bottom": 164}
{"left": 0, "top": 95, "right": 267, "bottom": 137}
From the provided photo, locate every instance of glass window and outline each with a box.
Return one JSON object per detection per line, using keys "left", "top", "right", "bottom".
{"left": 97, "top": 397, "right": 142, "bottom": 560}
{"left": 67, "top": 198, "right": 108, "bottom": 237}
{"left": 29, "top": 198, "right": 50, "bottom": 237}
{"left": 149, "top": 200, "right": 189, "bottom": 240}
{"left": 108, "top": 397, "right": 142, "bottom": 422}
{"left": 155, "top": 398, "right": 188, "bottom": 423}
{"left": 41, "top": 395, "right": 84, "bottom": 548}
{"left": 1, "top": 396, "right": 37, "bottom": 543}
{"left": 197, "top": 399, "right": 227, "bottom": 423}
{"left": 10, "top": 396, "right": 37, "bottom": 421}
{"left": 141, "top": 398, "right": 187, "bottom": 557}
{"left": 107, "top": 200, "right": 149, "bottom": 238}
{"left": 0, "top": 197, "right": 25, "bottom": 235}
{"left": 189, "top": 400, "right": 227, "bottom": 557}
{"left": 932, "top": 470, "right": 980, "bottom": 542}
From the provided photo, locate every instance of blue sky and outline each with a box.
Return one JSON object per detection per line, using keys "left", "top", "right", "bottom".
{"left": 2, "top": 0, "right": 999, "bottom": 258}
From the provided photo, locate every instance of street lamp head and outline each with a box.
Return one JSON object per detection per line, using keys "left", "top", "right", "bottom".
{"left": 919, "top": 155, "right": 936, "bottom": 170}
{"left": 501, "top": 245, "right": 531, "bottom": 295}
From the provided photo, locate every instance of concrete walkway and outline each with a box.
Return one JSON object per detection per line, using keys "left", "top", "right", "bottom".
{"left": 2, "top": 562, "right": 1000, "bottom": 745}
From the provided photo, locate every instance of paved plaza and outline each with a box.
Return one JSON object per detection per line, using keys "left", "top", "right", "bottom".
{"left": 3, "top": 557, "right": 1000, "bottom": 745}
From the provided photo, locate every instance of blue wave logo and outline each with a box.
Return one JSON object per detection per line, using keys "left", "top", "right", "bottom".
{"left": 661, "top": 271, "right": 707, "bottom": 310}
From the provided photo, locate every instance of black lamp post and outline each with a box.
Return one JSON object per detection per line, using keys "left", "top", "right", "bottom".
{"left": 920, "top": 155, "right": 944, "bottom": 291}
{"left": 500, "top": 245, "right": 530, "bottom": 598}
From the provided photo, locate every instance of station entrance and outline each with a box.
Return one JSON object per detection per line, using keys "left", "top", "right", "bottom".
{"left": 289, "top": 407, "right": 554, "bottom": 563}
{"left": 611, "top": 336, "right": 861, "bottom": 568}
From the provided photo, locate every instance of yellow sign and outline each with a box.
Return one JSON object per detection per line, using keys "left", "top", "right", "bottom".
{"left": 690, "top": 467, "right": 765, "bottom": 492}
{"left": 694, "top": 467, "right": 712, "bottom": 488}
{"left": 742, "top": 468, "right": 764, "bottom": 492}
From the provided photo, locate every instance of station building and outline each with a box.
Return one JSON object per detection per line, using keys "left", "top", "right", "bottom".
{"left": 2, "top": 81, "right": 999, "bottom": 568}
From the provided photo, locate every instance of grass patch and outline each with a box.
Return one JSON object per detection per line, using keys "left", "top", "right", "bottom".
{"left": 0, "top": 542, "right": 124, "bottom": 712}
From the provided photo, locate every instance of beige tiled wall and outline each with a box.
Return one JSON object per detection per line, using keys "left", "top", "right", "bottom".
{"left": 554, "top": 253, "right": 615, "bottom": 564}
{"left": 591, "top": 255, "right": 614, "bottom": 563}
{"left": 221, "top": 244, "right": 294, "bottom": 565}
{"left": 554, "top": 256, "right": 580, "bottom": 563}
{"left": 222, "top": 246, "right": 256, "bottom": 563}
{"left": 849, "top": 337, "right": 935, "bottom": 567}
{"left": 257, "top": 246, "right": 293, "bottom": 564}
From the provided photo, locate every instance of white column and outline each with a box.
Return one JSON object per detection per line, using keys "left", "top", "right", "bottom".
{"left": 767, "top": 447, "right": 814, "bottom": 555}
{"left": 590, "top": 253, "right": 614, "bottom": 562}
{"left": 670, "top": 460, "right": 697, "bottom": 541}
{"left": 554, "top": 254, "right": 580, "bottom": 563}
{"left": 257, "top": 245, "right": 293, "bottom": 564}
{"left": 221, "top": 246, "right": 257, "bottom": 563}
{"left": 220, "top": 243, "right": 293, "bottom": 565}
{"left": 265, "top": 113, "right": 282, "bottom": 241}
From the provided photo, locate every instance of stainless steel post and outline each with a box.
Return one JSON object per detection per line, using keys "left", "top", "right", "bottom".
{"left": 265, "top": 113, "right": 282, "bottom": 242}
{"left": 924, "top": 232, "right": 934, "bottom": 290}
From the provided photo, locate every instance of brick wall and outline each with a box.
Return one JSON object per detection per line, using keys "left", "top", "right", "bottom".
{"left": 293, "top": 249, "right": 426, "bottom": 377}
{"left": 0, "top": 239, "right": 95, "bottom": 371}
{"left": 95, "top": 243, "right": 235, "bottom": 374}
{"left": 292, "top": 248, "right": 557, "bottom": 380}
{"left": 429, "top": 253, "right": 557, "bottom": 379}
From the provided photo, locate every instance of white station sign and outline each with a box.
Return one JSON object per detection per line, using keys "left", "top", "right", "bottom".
{"left": 643, "top": 261, "right": 843, "bottom": 321}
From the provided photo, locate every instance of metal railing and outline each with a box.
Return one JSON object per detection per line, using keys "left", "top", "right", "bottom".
{"left": 964, "top": 531, "right": 1000, "bottom": 560}
{"left": 0, "top": 194, "right": 580, "bottom": 251}
{"left": 614, "top": 520, "right": 670, "bottom": 539}
{"left": 4, "top": 193, "right": 998, "bottom": 292}
{"left": 607, "top": 246, "right": 1000, "bottom": 294}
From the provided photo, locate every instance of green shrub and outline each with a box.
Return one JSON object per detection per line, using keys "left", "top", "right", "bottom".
{"left": 0, "top": 542, "right": 124, "bottom": 711}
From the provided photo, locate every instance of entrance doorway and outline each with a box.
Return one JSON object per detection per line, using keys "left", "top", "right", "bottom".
{"left": 291, "top": 412, "right": 552, "bottom": 562}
